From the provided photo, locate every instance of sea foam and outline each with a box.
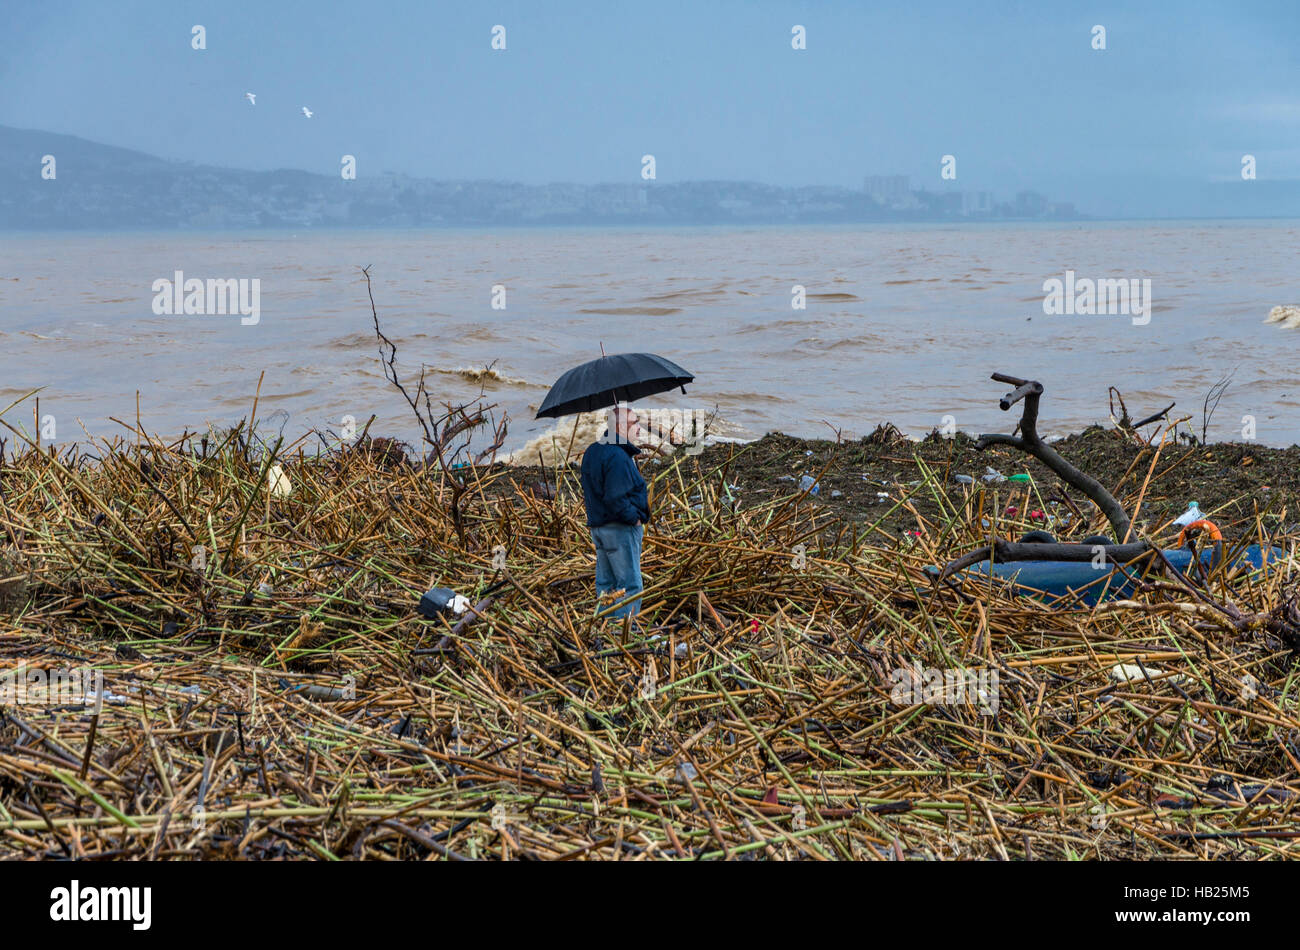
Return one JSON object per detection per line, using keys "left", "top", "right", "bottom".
{"left": 1265, "top": 305, "right": 1300, "bottom": 329}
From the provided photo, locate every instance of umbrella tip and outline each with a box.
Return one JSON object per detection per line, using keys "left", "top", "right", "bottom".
{"left": 599, "top": 341, "right": 606, "bottom": 357}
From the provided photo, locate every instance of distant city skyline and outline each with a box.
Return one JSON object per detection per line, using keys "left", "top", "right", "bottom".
{"left": 1, "top": 123, "right": 1101, "bottom": 228}
{"left": 1, "top": 0, "right": 1298, "bottom": 220}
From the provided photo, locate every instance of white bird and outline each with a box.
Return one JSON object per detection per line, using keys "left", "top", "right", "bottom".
{"left": 244, "top": 92, "right": 256, "bottom": 105}
{"left": 301, "top": 106, "right": 313, "bottom": 119}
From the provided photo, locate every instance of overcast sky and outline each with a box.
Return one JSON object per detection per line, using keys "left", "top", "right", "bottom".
{"left": 1, "top": 0, "right": 1297, "bottom": 215}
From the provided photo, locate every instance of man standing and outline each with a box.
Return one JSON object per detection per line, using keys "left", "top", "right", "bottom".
{"left": 580, "top": 406, "right": 649, "bottom": 619}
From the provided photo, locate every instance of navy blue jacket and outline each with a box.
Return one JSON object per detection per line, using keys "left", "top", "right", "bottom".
{"left": 581, "top": 435, "right": 649, "bottom": 527}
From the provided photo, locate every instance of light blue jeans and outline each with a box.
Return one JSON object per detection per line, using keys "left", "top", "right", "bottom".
{"left": 591, "top": 522, "right": 644, "bottom": 618}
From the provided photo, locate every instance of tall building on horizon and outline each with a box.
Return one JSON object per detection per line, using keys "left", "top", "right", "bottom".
{"left": 1016, "top": 190, "right": 1049, "bottom": 217}
{"left": 863, "top": 175, "right": 912, "bottom": 209}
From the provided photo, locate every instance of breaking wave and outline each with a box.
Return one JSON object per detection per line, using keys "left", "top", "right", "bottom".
{"left": 433, "top": 365, "right": 532, "bottom": 387}
{"left": 1266, "top": 305, "right": 1300, "bottom": 329}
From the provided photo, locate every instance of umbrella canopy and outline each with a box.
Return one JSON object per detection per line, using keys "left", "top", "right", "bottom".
{"left": 535, "top": 353, "right": 694, "bottom": 419}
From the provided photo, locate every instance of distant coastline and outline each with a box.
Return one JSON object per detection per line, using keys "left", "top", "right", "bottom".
{"left": 4, "top": 124, "right": 1091, "bottom": 230}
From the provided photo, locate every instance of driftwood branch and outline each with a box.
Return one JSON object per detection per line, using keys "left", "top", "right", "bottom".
{"left": 975, "top": 373, "right": 1134, "bottom": 543}
{"left": 1132, "top": 402, "right": 1176, "bottom": 430}
{"left": 364, "top": 265, "right": 509, "bottom": 548}
{"left": 365, "top": 265, "right": 435, "bottom": 448}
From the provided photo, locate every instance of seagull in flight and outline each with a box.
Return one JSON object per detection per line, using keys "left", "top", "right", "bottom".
{"left": 244, "top": 92, "right": 256, "bottom": 105}
{"left": 301, "top": 106, "right": 313, "bottom": 119}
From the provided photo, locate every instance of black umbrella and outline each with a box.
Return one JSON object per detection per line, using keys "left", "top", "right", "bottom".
{"left": 536, "top": 352, "right": 694, "bottom": 419}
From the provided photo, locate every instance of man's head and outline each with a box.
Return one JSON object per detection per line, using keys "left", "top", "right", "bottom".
{"left": 608, "top": 405, "right": 641, "bottom": 444}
